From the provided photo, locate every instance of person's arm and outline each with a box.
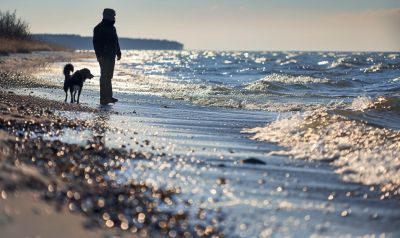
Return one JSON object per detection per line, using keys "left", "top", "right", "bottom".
{"left": 93, "top": 27, "right": 104, "bottom": 60}
{"left": 115, "top": 28, "right": 121, "bottom": 60}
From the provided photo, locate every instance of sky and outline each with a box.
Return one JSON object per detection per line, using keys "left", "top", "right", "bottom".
{"left": 1, "top": 0, "right": 400, "bottom": 51}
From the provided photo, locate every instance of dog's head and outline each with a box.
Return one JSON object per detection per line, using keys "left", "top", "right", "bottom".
{"left": 80, "top": 68, "right": 95, "bottom": 80}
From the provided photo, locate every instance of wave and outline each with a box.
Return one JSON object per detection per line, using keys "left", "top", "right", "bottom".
{"left": 244, "top": 74, "right": 365, "bottom": 93}
{"left": 245, "top": 74, "right": 329, "bottom": 91}
{"left": 104, "top": 73, "right": 336, "bottom": 112}
{"left": 349, "top": 96, "right": 400, "bottom": 112}
{"left": 363, "top": 63, "right": 400, "bottom": 73}
{"left": 388, "top": 54, "right": 399, "bottom": 60}
{"left": 327, "top": 79, "right": 358, "bottom": 87}
{"left": 329, "top": 57, "right": 358, "bottom": 69}
{"left": 327, "top": 55, "right": 400, "bottom": 72}
{"left": 337, "top": 96, "right": 400, "bottom": 130}
{"left": 242, "top": 107, "right": 400, "bottom": 195}
{"left": 111, "top": 73, "right": 398, "bottom": 113}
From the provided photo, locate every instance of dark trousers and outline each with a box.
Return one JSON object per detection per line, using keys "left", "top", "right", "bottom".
{"left": 99, "top": 58, "right": 115, "bottom": 103}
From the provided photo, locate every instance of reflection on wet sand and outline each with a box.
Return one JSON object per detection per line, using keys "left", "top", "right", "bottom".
{"left": 92, "top": 106, "right": 111, "bottom": 147}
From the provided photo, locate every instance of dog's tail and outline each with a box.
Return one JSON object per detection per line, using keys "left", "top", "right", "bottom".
{"left": 63, "top": 64, "right": 74, "bottom": 79}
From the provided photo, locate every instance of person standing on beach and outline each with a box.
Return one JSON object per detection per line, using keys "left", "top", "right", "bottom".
{"left": 93, "top": 8, "right": 121, "bottom": 105}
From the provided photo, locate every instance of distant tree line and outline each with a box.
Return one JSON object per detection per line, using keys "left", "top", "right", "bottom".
{"left": 0, "top": 10, "right": 30, "bottom": 39}
{"left": 34, "top": 34, "right": 184, "bottom": 50}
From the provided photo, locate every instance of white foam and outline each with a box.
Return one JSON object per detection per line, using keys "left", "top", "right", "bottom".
{"left": 245, "top": 74, "right": 329, "bottom": 91}
{"left": 363, "top": 63, "right": 385, "bottom": 73}
{"left": 242, "top": 109, "right": 400, "bottom": 195}
{"left": 349, "top": 96, "right": 374, "bottom": 111}
{"left": 388, "top": 54, "right": 398, "bottom": 60}
{"left": 350, "top": 96, "right": 398, "bottom": 111}
{"left": 329, "top": 57, "right": 354, "bottom": 69}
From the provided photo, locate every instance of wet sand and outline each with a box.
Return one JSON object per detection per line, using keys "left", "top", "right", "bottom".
{"left": 0, "top": 92, "right": 118, "bottom": 238}
{"left": 0, "top": 89, "right": 224, "bottom": 237}
{"left": 0, "top": 54, "right": 220, "bottom": 237}
{"left": 1, "top": 52, "right": 400, "bottom": 237}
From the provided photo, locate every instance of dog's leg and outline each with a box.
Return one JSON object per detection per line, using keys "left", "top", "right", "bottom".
{"left": 70, "top": 89, "right": 74, "bottom": 103}
{"left": 77, "top": 88, "right": 82, "bottom": 104}
{"left": 64, "top": 91, "right": 68, "bottom": 102}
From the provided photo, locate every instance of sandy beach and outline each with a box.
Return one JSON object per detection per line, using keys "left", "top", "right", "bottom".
{"left": 1, "top": 51, "right": 400, "bottom": 238}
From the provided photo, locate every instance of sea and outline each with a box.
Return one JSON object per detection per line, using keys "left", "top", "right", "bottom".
{"left": 30, "top": 50, "right": 400, "bottom": 237}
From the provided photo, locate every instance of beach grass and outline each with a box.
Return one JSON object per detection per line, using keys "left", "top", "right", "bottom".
{"left": 0, "top": 10, "right": 67, "bottom": 55}
{"left": 0, "top": 37, "right": 68, "bottom": 55}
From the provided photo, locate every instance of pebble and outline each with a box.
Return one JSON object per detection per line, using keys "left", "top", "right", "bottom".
{"left": 240, "top": 157, "right": 266, "bottom": 165}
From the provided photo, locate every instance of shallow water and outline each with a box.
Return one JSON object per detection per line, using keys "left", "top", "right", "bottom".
{"left": 21, "top": 50, "right": 400, "bottom": 237}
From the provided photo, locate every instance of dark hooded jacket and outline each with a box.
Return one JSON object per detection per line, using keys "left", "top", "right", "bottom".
{"left": 93, "top": 19, "right": 121, "bottom": 59}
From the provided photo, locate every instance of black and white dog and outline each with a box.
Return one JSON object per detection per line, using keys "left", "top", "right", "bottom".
{"left": 63, "top": 64, "right": 94, "bottom": 103}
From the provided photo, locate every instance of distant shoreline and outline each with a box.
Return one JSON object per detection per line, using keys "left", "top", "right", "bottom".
{"left": 33, "top": 34, "right": 184, "bottom": 51}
